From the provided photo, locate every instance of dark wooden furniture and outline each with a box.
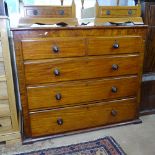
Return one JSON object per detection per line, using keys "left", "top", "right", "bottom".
{"left": 140, "top": 1, "right": 155, "bottom": 115}
{"left": 12, "top": 26, "right": 147, "bottom": 142}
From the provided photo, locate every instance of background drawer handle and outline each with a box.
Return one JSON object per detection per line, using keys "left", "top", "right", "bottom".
{"left": 111, "top": 110, "right": 117, "bottom": 116}
{"left": 113, "top": 43, "right": 119, "bottom": 49}
{"left": 128, "top": 9, "right": 133, "bottom": 15}
{"left": 112, "top": 64, "right": 119, "bottom": 71}
{"left": 55, "top": 93, "right": 62, "bottom": 100}
{"left": 0, "top": 124, "right": 2, "bottom": 127}
{"left": 53, "top": 69, "right": 60, "bottom": 76}
{"left": 106, "top": 10, "right": 111, "bottom": 15}
{"left": 33, "top": 10, "right": 38, "bottom": 15}
{"left": 52, "top": 45, "right": 59, "bottom": 53}
{"left": 57, "top": 118, "right": 63, "bottom": 125}
{"left": 111, "top": 87, "right": 117, "bottom": 93}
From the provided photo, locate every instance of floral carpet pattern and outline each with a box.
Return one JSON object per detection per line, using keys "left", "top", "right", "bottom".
{"left": 16, "top": 136, "right": 126, "bottom": 155}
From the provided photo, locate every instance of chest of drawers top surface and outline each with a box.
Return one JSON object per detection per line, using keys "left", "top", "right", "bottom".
{"left": 12, "top": 26, "right": 147, "bottom": 140}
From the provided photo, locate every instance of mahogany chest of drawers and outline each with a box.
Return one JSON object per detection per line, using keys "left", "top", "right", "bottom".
{"left": 12, "top": 26, "right": 147, "bottom": 141}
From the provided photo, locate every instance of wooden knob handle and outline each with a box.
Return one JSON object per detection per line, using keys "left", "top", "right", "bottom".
{"left": 53, "top": 69, "right": 60, "bottom": 76}
{"left": 111, "top": 110, "right": 117, "bottom": 116}
{"left": 33, "top": 10, "right": 38, "bottom": 15}
{"left": 106, "top": 10, "right": 111, "bottom": 15}
{"left": 112, "top": 64, "right": 119, "bottom": 71}
{"left": 111, "top": 87, "right": 117, "bottom": 93}
{"left": 55, "top": 93, "right": 62, "bottom": 100}
{"left": 113, "top": 43, "right": 119, "bottom": 49}
{"left": 52, "top": 46, "right": 59, "bottom": 53}
{"left": 57, "top": 118, "right": 63, "bottom": 125}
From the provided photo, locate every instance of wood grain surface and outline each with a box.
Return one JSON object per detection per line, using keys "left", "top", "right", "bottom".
{"left": 22, "top": 37, "right": 85, "bottom": 60}
{"left": 30, "top": 98, "right": 137, "bottom": 137}
{"left": 88, "top": 36, "right": 142, "bottom": 55}
{"left": 25, "top": 54, "right": 141, "bottom": 85}
{"left": 27, "top": 76, "right": 138, "bottom": 110}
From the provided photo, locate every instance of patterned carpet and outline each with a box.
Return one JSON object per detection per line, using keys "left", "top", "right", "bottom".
{"left": 15, "top": 136, "right": 126, "bottom": 155}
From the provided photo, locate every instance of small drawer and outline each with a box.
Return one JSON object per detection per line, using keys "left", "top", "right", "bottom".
{"left": 27, "top": 76, "right": 138, "bottom": 110}
{"left": 0, "top": 117, "right": 12, "bottom": 132}
{"left": 30, "top": 98, "right": 137, "bottom": 137}
{"left": 25, "top": 54, "right": 141, "bottom": 85}
{"left": 88, "top": 36, "right": 142, "bottom": 56}
{"left": 0, "top": 100, "right": 10, "bottom": 117}
{"left": 0, "top": 81, "right": 8, "bottom": 99}
{"left": 99, "top": 7, "right": 139, "bottom": 17}
{"left": 22, "top": 37, "right": 85, "bottom": 60}
{"left": 24, "top": 6, "right": 72, "bottom": 18}
{"left": 0, "top": 62, "right": 5, "bottom": 76}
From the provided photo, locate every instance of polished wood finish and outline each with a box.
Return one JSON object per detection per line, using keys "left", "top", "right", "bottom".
{"left": 30, "top": 98, "right": 137, "bottom": 137}
{"left": 0, "top": 17, "right": 20, "bottom": 143}
{"left": 12, "top": 26, "right": 146, "bottom": 140}
{"left": 25, "top": 55, "right": 141, "bottom": 85}
{"left": 27, "top": 76, "right": 138, "bottom": 110}
{"left": 87, "top": 36, "right": 142, "bottom": 55}
{"left": 22, "top": 37, "right": 85, "bottom": 60}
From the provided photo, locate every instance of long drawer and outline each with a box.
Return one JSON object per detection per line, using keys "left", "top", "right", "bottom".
{"left": 25, "top": 54, "right": 140, "bottom": 85}
{"left": 30, "top": 98, "right": 137, "bottom": 137}
{"left": 22, "top": 37, "right": 85, "bottom": 60}
{"left": 24, "top": 6, "right": 73, "bottom": 18}
{"left": 98, "top": 8, "right": 139, "bottom": 18}
{"left": 88, "top": 36, "right": 142, "bottom": 55}
{"left": 27, "top": 76, "right": 138, "bottom": 110}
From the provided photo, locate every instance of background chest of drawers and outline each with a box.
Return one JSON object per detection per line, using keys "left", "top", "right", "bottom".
{"left": 0, "top": 17, "right": 20, "bottom": 143}
{"left": 12, "top": 26, "right": 147, "bottom": 141}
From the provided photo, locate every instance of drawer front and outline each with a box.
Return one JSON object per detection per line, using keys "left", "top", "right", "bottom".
{"left": 22, "top": 38, "right": 85, "bottom": 60}
{"left": 0, "top": 61, "right": 5, "bottom": 76}
{"left": 0, "top": 100, "right": 10, "bottom": 117}
{"left": 27, "top": 76, "right": 138, "bottom": 110}
{"left": 0, "top": 81, "right": 8, "bottom": 99}
{"left": 30, "top": 98, "right": 137, "bottom": 137}
{"left": 88, "top": 36, "right": 142, "bottom": 56}
{"left": 25, "top": 55, "right": 140, "bottom": 85}
{"left": 99, "top": 8, "right": 138, "bottom": 17}
{"left": 0, "top": 117, "right": 12, "bottom": 132}
{"left": 24, "top": 6, "right": 72, "bottom": 18}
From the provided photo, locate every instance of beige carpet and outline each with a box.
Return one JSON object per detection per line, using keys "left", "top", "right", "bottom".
{"left": 0, "top": 114, "right": 155, "bottom": 155}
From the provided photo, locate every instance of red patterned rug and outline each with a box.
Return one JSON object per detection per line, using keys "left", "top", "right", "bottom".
{"left": 16, "top": 136, "right": 126, "bottom": 155}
